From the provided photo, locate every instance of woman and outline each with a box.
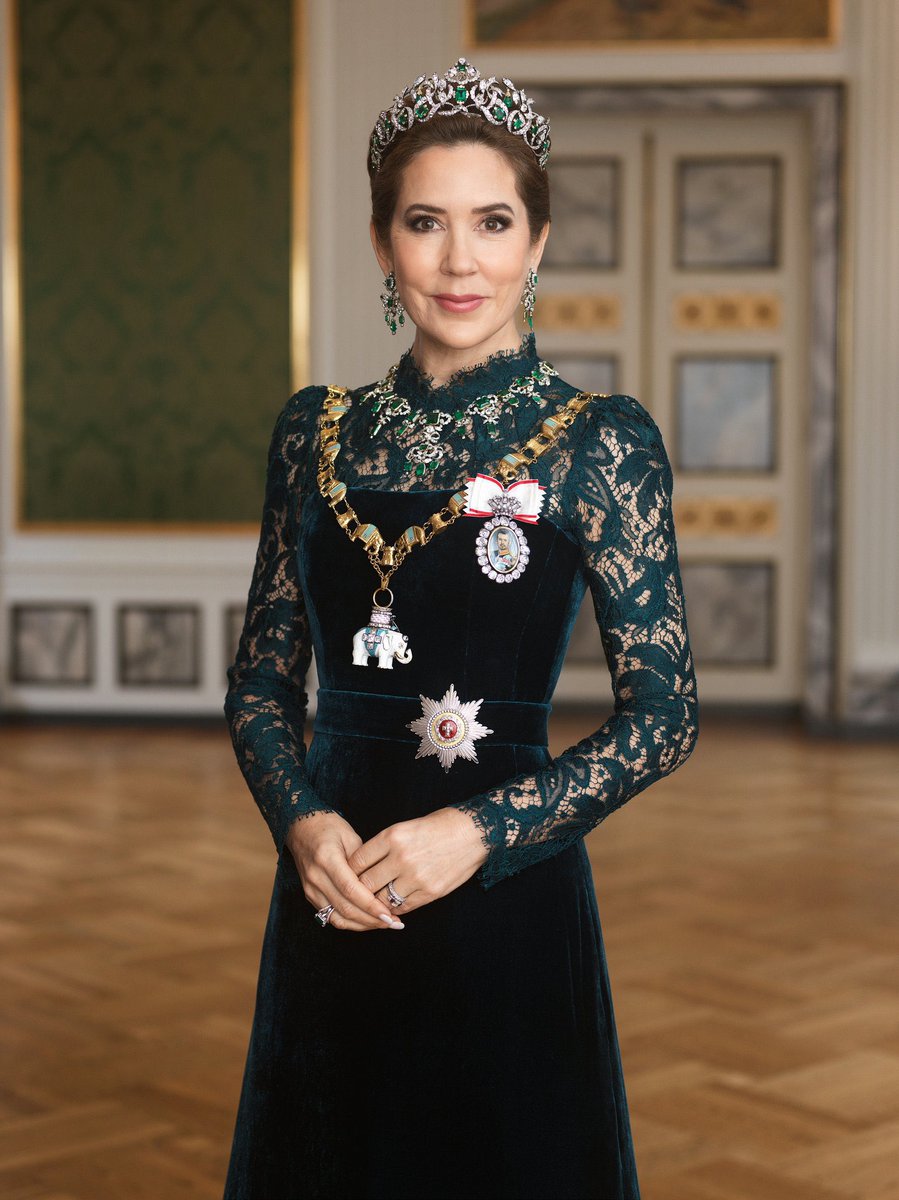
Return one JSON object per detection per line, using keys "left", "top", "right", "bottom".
{"left": 223, "top": 60, "right": 698, "bottom": 1200}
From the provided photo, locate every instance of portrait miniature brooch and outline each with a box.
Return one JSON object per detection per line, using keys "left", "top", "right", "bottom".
{"left": 463, "top": 474, "right": 546, "bottom": 582}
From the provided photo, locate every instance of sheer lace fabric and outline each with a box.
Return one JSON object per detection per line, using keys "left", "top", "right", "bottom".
{"left": 225, "top": 334, "right": 699, "bottom": 887}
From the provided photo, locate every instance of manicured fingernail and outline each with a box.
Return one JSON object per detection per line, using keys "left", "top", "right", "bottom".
{"left": 389, "top": 918, "right": 405, "bottom": 929}
{"left": 379, "top": 913, "right": 394, "bottom": 925}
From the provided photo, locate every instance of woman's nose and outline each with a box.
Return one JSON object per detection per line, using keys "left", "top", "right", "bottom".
{"left": 441, "top": 230, "right": 476, "bottom": 275}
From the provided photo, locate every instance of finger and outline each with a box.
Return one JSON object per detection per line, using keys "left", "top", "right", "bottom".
{"left": 327, "top": 908, "right": 386, "bottom": 932}
{"left": 368, "top": 869, "right": 406, "bottom": 900}
{"left": 304, "top": 884, "right": 393, "bottom": 932}
{"left": 357, "top": 862, "right": 397, "bottom": 897}
{"left": 303, "top": 878, "right": 398, "bottom": 931}
{"left": 326, "top": 857, "right": 404, "bottom": 929}
{"left": 310, "top": 897, "right": 391, "bottom": 932}
{"left": 346, "top": 830, "right": 392, "bottom": 876}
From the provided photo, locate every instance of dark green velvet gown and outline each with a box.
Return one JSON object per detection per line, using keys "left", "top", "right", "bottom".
{"left": 222, "top": 335, "right": 698, "bottom": 1199}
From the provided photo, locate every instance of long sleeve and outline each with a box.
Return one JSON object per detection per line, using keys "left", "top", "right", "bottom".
{"left": 449, "top": 395, "right": 699, "bottom": 890}
{"left": 224, "top": 389, "right": 343, "bottom": 853}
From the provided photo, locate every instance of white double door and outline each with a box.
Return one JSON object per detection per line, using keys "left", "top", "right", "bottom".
{"left": 538, "top": 110, "right": 811, "bottom": 706}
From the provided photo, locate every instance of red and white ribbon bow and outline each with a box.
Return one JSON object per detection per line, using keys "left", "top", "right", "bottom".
{"left": 462, "top": 474, "right": 546, "bottom": 524}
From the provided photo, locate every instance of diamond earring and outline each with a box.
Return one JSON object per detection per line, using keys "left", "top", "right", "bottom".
{"left": 380, "top": 271, "right": 405, "bottom": 335}
{"left": 522, "top": 267, "right": 538, "bottom": 329}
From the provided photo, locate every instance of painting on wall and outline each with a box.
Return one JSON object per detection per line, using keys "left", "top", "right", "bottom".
{"left": 679, "top": 560, "right": 775, "bottom": 666}
{"left": 541, "top": 159, "right": 620, "bottom": 270}
{"left": 468, "top": 1, "right": 838, "bottom": 47}
{"left": 14, "top": 0, "right": 299, "bottom": 526}
{"left": 676, "top": 157, "right": 781, "bottom": 270}
{"left": 675, "top": 356, "right": 777, "bottom": 472}
{"left": 10, "top": 603, "right": 93, "bottom": 685}
{"left": 117, "top": 605, "right": 200, "bottom": 687}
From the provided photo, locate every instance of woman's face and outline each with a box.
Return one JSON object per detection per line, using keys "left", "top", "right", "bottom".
{"left": 371, "top": 142, "right": 548, "bottom": 369}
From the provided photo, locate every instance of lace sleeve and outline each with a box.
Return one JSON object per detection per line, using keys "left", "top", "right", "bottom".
{"left": 224, "top": 388, "right": 344, "bottom": 853}
{"left": 449, "top": 395, "right": 699, "bottom": 890}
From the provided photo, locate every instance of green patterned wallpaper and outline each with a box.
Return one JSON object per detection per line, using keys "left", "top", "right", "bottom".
{"left": 18, "top": 0, "right": 295, "bottom": 523}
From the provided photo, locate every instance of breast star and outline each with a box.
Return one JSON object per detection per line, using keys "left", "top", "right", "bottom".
{"left": 406, "top": 683, "right": 494, "bottom": 772}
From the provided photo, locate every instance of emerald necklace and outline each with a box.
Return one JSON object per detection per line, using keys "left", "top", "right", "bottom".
{"left": 359, "top": 357, "right": 559, "bottom": 477}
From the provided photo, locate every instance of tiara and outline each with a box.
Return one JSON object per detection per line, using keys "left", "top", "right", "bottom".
{"left": 368, "top": 58, "right": 551, "bottom": 174}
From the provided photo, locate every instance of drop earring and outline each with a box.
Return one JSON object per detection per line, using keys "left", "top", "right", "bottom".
{"left": 522, "top": 267, "right": 538, "bottom": 329}
{"left": 380, "top": 271, "right": 405, "bottom": 335}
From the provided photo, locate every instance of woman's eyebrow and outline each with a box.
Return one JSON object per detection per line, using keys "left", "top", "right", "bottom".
{"left": 401, "top": 202, "right": 515, "bottom": 217}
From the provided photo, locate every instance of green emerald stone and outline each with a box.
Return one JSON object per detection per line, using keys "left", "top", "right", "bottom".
{"left": 454, "top": 86, "right": 468, "bottom": 103}
{"left": 512, "top": 115, "right": 524, "bottom": 131}
{"left": 492, "top": 105, "right": 506, "bottom": 121}
{"left": 453, "top": 409, "right": 464, "bottom": 421}
{"left": 414, "top": 101, "right": 429, "bottom": 119}
{"left": 415, "top": 463, "right": 425, "bottom": 477}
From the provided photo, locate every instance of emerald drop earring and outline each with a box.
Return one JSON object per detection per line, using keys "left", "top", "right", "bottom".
{"left": 380, "top": 271, "right": 405, "bottom": 335}
{"left": 522, "top": 267, "right": 538, "bottom": 329}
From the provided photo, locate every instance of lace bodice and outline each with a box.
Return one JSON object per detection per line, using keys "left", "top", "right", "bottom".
{"left": 225, "top": 334, "right": 699, "bottom": 889}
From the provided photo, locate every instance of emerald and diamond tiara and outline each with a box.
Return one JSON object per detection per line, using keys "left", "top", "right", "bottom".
{"left": 368, "top": 58, "right": 551, "bottom": 174}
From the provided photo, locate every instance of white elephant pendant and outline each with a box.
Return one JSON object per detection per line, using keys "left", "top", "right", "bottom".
{"left": 351, "top": 601, "right": 413, "bottom": 669}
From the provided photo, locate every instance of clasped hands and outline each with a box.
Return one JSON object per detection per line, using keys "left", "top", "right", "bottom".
{"left": 286, "top": 807, "right": 490, "bottom": 932}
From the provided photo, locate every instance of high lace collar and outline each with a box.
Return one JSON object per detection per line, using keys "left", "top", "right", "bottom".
{"left": 390, "top": 333, "right": 541, "bottom": 412}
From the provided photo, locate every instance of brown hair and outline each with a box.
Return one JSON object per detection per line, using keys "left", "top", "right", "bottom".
{"left": 369, "top": 114, "right": 550, "bottom": 250}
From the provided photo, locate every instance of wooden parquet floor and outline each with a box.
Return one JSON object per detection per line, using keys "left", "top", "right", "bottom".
{"left": 0, "top": 712, "right": 897, "bottom": 1199}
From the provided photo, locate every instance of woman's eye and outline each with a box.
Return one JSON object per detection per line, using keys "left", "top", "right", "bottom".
{"left": 482, "top": 215, "right": 511, "bottom": 232}
{"left": 409, "top": 215, "right": 438, "bottom": 231}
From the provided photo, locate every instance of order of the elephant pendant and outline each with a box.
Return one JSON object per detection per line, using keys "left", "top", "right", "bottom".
{"left": 351, "top": 592, "right": 412, "bottom": 669}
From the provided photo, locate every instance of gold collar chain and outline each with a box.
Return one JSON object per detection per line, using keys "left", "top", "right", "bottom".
{"left": 316, "top": 384, "right": 595, "bottom": 594}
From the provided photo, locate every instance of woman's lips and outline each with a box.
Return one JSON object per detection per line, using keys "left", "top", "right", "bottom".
{"left": 433, "top": 294, "right": 485, "bottom": 313}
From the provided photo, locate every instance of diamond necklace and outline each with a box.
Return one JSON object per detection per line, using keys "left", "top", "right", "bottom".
{"left": 359, "top": 357, "right": 559, "bottom": 478}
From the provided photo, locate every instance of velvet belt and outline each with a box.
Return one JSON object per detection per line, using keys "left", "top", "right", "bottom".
{"left": 313, "top": 687, "right": 551, "bottom": 747}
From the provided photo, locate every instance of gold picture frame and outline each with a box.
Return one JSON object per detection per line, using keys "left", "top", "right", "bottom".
{"left": 466, "top": 0, "right": 841, "bottom": 51}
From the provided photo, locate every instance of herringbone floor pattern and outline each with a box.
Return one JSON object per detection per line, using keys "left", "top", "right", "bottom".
{"left": 0, "top": 713, "right": 897, "bottom": 1199}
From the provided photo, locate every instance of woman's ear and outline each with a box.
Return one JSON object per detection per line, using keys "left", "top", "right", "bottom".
{"left": 530, "top": 220, "right": 551, "bottom": 272}
{"left": 370, "top": 219, "right": 392, "bottom": 277}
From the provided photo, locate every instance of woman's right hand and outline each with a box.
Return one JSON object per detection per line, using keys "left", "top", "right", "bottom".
{"left": 285, "top": 811, "right": 405, "bottom": 931}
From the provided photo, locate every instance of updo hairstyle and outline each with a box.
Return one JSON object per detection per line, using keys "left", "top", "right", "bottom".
{"left": 369, "top": 114, "right": 551, "bottom": 251}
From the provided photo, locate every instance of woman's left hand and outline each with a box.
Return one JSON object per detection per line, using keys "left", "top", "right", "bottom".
{"left": 347, "top": 807, "right": 490, "bottom": 915}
